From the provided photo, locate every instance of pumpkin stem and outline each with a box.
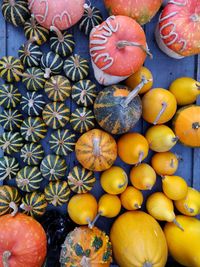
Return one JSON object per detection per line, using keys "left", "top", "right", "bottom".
{"left": 170, "top": 159, "right": 174, "bottom": 168}
{"left": 117, "top": 40, "right": 153, "bottom": 58}
{"left": 192, "top": 122, "right": 200, "bottom": 129}
{"left": 195, "top": 82, "right": 200, "bottom": 90}
{"left": 137, "top": 151, "right": 144, "bottom": 165}
{"left": 134, "top": 203, "right": 141, "bottom": 209}
{"left": 44, "top": 68, "right": 51, "bottom": 79}
{"left": 9, "top": 201, "right": 18, "bottom": 216}
{"left": 17, "top": 178, "right": 29, "bottom": 186}
{"left": 30, "top": 14, "right": 36, "bottom": 28}
{"left": 68, "top": 174, "right": 84, "bottom": 187}
{"left": 172, "top": 136, "right": 179, "bottom": 143}
{"left": 184, "top": 203, "right": 195, "bottom": 214}
{"left": 143, "top": 262, "right": 153, "bottom": 267}
{"left": 88, "top": 212, "right": 102, "bottom": 229}
{"left": 2, "top": 141, "right": 10, "bottom": 151}
{"left": 20, "top": 203, "right": 32, "bottom": 212}
{"left": 121, "top": 76, "right": 148, "bottom": 108}
{"left": 80, "top": 256, "right": 91, "bottom": 267}
{"left": 13, "top": 69, "right": 31, "bottom": 78}
{"left": 153, "top": 102, "right": 168, "bottom": 125}
{"left": 24, "top": 37, "right": 38, "bottom": 55}
{"left": 51, "top": 195, "right": 59, "bottom": 206}
{"left": 173, "top": 219, "right": 184, "bottom": 231}
{"left": 9, "top": 0, "right": 15, "bottom": 6}
{"left": 2, "top": 251, "right": 11, "bottom": 267}
{"left": 80, "top": 90, "right": 87, "bottom": 104}
{"left": 93, "top": 137, "right": 101, "bottom": 157}
{"left": 26, "top": 127, "right": 35, "bottom": 137}
{"left": 50, "top": 26, "right": 64, "bottom": 42}
{"left": 84, "top": 3, "right": 93, "bottom": 18}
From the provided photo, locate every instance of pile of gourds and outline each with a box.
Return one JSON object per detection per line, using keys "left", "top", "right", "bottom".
{"left": 0, "top": 0, "right": 200, "bottom": 267}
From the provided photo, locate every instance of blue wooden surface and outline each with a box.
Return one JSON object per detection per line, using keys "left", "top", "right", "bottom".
{"left": 0, "top": 1, "right": 200, "bottom": 266}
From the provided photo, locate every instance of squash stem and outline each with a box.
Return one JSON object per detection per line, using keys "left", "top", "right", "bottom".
{"left": 192, "top": 122, "right": 200, "bottom": 129}
{"left": 9, "top": 201, "right": 18, "bottom": 216}
{"left": 134, "top": 203, "right": 141, "bottom": 209}
{"left": 88, "top": 212, "right": 102, "bottom": 229}
{"left": 117, "top": 40, "right": 153, "bottom": 58}
{"left": 184, "top": 204, "right": 195, "bottom": 214}
{"left": 24, "top": 37, "right": 38, "bottom": 55}
{"left": 9, "top": 0, "right": 15, "bottom": 6}
{"left": 195, "top": 82, "right": 200, "bottom": 90}
{"left": 51, "top": 195, "right": 59, "bottom": 206}
{"left": 2, "top": 251, "right": 11, "bottom": 267}
{"left": 93, "top": 137, "right": 101, "bottom": 157}
{"left": 80, "top": 256, "right": 91, "bottom": 267}
{"left": 44, "top": 68, "right": 51, "bottom": 79}
{"left": 68, "top": 174, "right": 84, "bottom": 187}
{"left": 50, "top": 26, "right": 64, "bottom": 42}
{"left": 173, "top": 219, "right": 184, "bottom": 231}
{"left": 143, "top": 262, "right": 153, "bottom": 267}
{"left": 30, "top": 14, "right": 36, "bottom": 28}
{"left": 170, "top": 159, "right": 174, "bottom": 168}
{"left": 153, "top": 102, "right": 167, "bottom": 125}
{"left": 137, "top": 151, "right": 144, "bottom": 165}
{"left": 84, "top": 3, "right": 93, "bottom": 18}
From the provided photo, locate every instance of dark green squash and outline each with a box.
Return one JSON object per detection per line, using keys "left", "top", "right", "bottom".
{"left": 21, "top": 91, "right": 46, "bottom": 116}
{"left": 0, "top": 156, "right": 19, "bottom": 181}
{"left": 63, "top": 54, "right": 89, "bottom": 82}
{"left": 0, "top": 56, "right": 24, "bottom": 82}
{"left": 20, "top": 191, "right": 47, "bottom": 217}
{"left": 44, "top": 75, "right": 71, "bottom": 102}
{"left": 18, "top": 38, "right": 42, "bottom": 68}
{"left": 20, "top": 117, "right": 47, "bottom": 142}
{"left": 1, "top": 0, "right": 30, "bottom": 27}
{"left": 24, "top": 15, "right": 49, "bottom": 45}
{"left": 49, "top": 129, "right": 76, "bottom": 156}
{"left": 44, "top": 181, "right": 70, "bottom": 207}
{"left": 0, "top": 84, "right": 21, "bottom": 109}
{"left": 16, "top": 166, "right": 43, "bottom": 192}
{"left": 22, "top": 67, "right": 46, "bottom": 91}
{"left": 50, "top": 26, "right": 75, "bottom": 57}
{"left": 20, "top": 143, "right": 44, "bottom": 166}
{"left": 40, "top": 154, "right": 67, "bottom": 181}
{"left": 42, "top": 102, "right": 70, "bottom": 129}
{"left": 70, "top": 107, "right": 95, "bottom": 133}
{"left": 0, "top": 108, "right": 23, "bottom": 131}
{"left": 72, "top": 79, "right": 97, "bottom": 107}
{"left": 67, "top": 165, "right": 96, "bottom": 194}
{"left": 41, "top": 51, "right": 63, "bottom": 79}
{"left": 0, "top": 185, "right": 21, "bottom": 216}
{"left": 0, "top": 131, "right": 23, "bottom": 155}
{"left": 79, "top": 4, "right": 103, "bottom": 35}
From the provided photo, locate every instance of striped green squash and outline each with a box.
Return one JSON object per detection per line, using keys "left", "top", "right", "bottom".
{"left": 0, "top": 56, "right": 24, "bottom": 83}
{"left": 16, "top": 166, "right": 43, "bottom": 192}
{"left": 21, "top": 91, "right": 46, "bottom": 116}
{"left": 72, "top": 79, "right": 97, "bottom": 107}
{"left": 24, "top": 15, "right": 49, "bottom": 46}
{"left": 50, "top": 26, "right": 75, "bottom": 57}
{"left": 0, "top": 186, "right": 21, "bottom": 216}
{"left": 44, "top": 181, "right": 70, "bottom": 206}
{"left": 40, "top": 154, "right": 67, "bottom": 181}
{"left": 67, "top": 165, "right": 96, "bottom": 194}
{"left": 20, "top": 191, "right": 47, "bottom": 217}
{"left": 22, "top": 67, "right": 46, "bottom": 91}
{"left": 0, "top": 132, "right": 23, "bottom": 155}
{"left": 49, "top": 129, "right": 76, "bottom": 156}
{"left": 63, "top": 54, "right": 89, "bottom": 82}
{"left": 0, "top": 156, "right": 19, "bottom": 181}
{"left": 1, "top": 0, "right": 30, "bottom": 27}
{"left": 20, "top": 117, "right": 47, "bottom": 142}
{"left": 0, "top": 108, "right": 23, "bottom": 131}
{"left": 0, "top": 84, "right": 21, "bottom": 109}
{"left": 44, "top": 75, "right": 71, "bottom": 102}
{"left": 20, "top": 143, "right": 44, "bottom": 166}
{"left": 41, "top": 51, "right": 63, "bottom": 79}
{"left": 70, "top": 107, "right": 95, "bottom": 133}
{"left": 42, "top": 102, "right": 70, "bottom": 129}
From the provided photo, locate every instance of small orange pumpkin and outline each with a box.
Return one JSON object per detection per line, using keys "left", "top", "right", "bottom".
{"left": 75, "top": 129, "right": 117, "bottom": 171}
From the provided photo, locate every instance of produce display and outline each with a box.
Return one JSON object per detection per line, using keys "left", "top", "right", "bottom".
{"left": 0, "top": 1, "right": 200, "bottom": 266}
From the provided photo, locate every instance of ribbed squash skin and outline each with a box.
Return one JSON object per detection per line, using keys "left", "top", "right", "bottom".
{"left": 18, "top": 43, "right": 42, "bottom": 68}
{"left": 20, "top": 143, "right": 44, "bottom": 166}
{"left": 0, "top": 156, "right": 19, "bottom": 181}
{"left": 0, "top": 132, "right": 23, "bottom": 155}
{"left": 21, "top": 92, "right": 46, "bottom": 116}
{"left": 21, "top": 192, "right": 47, "bottom": 217}
{"left": 0, "top": 56, "right": 24, "bottom": 82}
{"left": 44, "top": 181, "right": 70, "bottom": 206}
{"left": 0, "top": 186, "right": 21, "bottom": 216}
{"left": 22, "top": 67, "right": 46, "bottom": 91}
{"left": 0, "top": 109, "right": 23, "bottom": 131}
{"left": 0, "top": 84, "right": 21, "bottom": 109}
{"left": 41, "top": 51, "right": 63, "bottom": 78}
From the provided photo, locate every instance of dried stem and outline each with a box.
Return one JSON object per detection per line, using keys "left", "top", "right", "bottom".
{"left": 117, "top": 40, "right": 153, "bottom": 58}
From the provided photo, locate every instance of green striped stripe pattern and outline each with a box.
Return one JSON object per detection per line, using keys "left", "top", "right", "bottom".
{"left": 0, "top": 132, "right": 23, "bottom": 155}
{"left": 0, "top": 186, "right": 21, "bottom": 216}
{"left": 67, "top": 165, "right": 96, "bottom": 194}
{"left": 41, "top": 51, "right": 63, "bottom": 78}
{"left": 63, "top": 54, "right": 89, "bottom": 82}
{"left": 49, "top": 129, "right": 76, "bottom": 156}
{"left": 21, "top": 192, "right": 47, "bottom": 217}
{"left": 40, "top": 155, "right": 67, "bottom": 181}
{"left": 0, "top": 56, "right": 24, "bottom": 82}
{"left": 72, "top": 79, "right": 97, "bottom": 107}
{"left": 22, "top": 67, "right": 46, "bottom": 91}
{"left": 2, "top": 0, "right": 30, "bottom": 27}
{"left": 20, "top": 117, "right": 47, "bottom": 142}
{"left": 0, "top": 108, "right": 23, "bottom": 131}
{"left": 44, "top": 181, "right": 70, "bottom": 206}
{"left": 50, "top": 31, "right": 75, "bottom": 57}
{"left": 0, "top": 156, "right": 19, "bottom": 181}
{"left": 20, "top": 143, "right": 44, "bottom": 166}
{"left": 18, "top": 42, "right": 42, "bottom": 67}
{"left": 0, "top": 84, "right": 21, "bottom": 109}
{"left": 16, "top": 166, "right": 43, "bottom": 192}
{"left": 21, "top": 91, "right": 45, "bottom": 116}
{"left": 70, "top": 107, "right": 95, "bottom": 133}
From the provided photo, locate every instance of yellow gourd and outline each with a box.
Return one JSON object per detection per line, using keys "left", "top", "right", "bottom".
{"left": 145, "top": 125, "right": 178, "bottom": 152}
{"left": 110, "top": 211, "right": 168, "bottom": 267}
{"left": 169, "top": 77, "right": 200, "bottom": 106}
{"left": 68, "top": 193, "right": 97, "bottom": 225}
{"left": 100, "top": 166, "right": 128, "bottom": 195}
{"left": 174, "top": 187, "right": 200, "bottom": 216}
{"left": 164, "top": 215, "right": 200, "bottom": 267}
{"left": 130, "top": 163, "right": 156, "bottom": 190}
{"left": 120, "top": 186, "right": 143, "bottom": 210}
{"left": 162, "top": 175, "right": 188, "bottom": 201}
{"left": 151, "top": 152, "right": 179, "bottom": 175}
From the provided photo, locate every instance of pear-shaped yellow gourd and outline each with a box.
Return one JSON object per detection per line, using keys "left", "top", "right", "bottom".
{"left": 175, "top": 187, "right": 200, "bottom": 216}
{"left": 146, "top": 192, "right": 183, "bottom": 230}
{"left": 162, "top": 175, "right": 188, "bottom": 201}
{"left": 120, "top": 186, "right": 143, "bottom": 210}
{"left": 100, "top": 166, "right": 128, "bottom": 195}
{"left": 151, "top": 152, "right": 179, "bottom": 175}
{"left": 68, "top": 193, "right": 97, "bottom": 225}
{"left": 145, "top": 125, "right": 178, "bottom": 152}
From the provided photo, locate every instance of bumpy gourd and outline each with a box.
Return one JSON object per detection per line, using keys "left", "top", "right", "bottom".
{"left": 0, "top": 156, "right": 19, "bottom": 181}
{"left": 0, "top": 185, "right": 21, "bottom": 216}
{"left": 20, "top": 143, "right": 44, "bottom": 166}
{"left": 0, "top": 56, "right": 24, "bottom": 82}
{"left": 0, "top": 108, "right": 23, "bottom": 131}
{"left": 21, "top": 91, "right": 46, "bottom": 116}
{"left": 0, "top": 132, "right": 23, "bottom": 155}
{"left": 44, "top": 181, "right": 70, "bottom": 206}
{"left": 0, "top": 84, "right": 21, "bottom": 109}
{"left": 41, "top": 51, "right": 63, "bottom": 79}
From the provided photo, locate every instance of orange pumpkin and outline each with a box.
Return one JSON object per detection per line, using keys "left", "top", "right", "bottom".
{"left": 173, "top": 105, "right": 200, "bottom": 147}
{"left": 0, "top": 213, "right": 47, "bottom": 267}
{"left": 75, "top": 129, "right": 117, "bottom": 171}
{"left": 60, "top": 226, "right": 112, "bottom": 267}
